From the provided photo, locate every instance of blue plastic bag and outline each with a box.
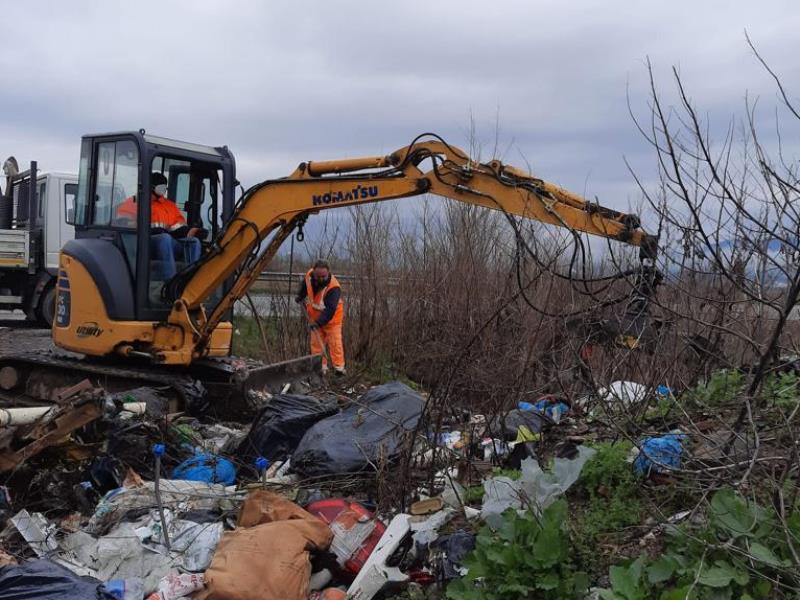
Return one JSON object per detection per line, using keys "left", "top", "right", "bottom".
{"left": 518, "top": 398, "right": 570, "bottom": 423}
{"left": 634, "top": 434, "right": 685, "bottom": 476}
{"left": 171, "top": 452, "right": 236, "bottom": 485}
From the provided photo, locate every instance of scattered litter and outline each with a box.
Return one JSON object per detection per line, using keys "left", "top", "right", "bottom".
{"left": 156, "top": 571, "right": 205, "bottom": 600}
{"left": 347, "top": 513, "right": 411, "bottom": 600}
{"left": 481, "top": 446, "right": 596, "bottom": 529}
{"left": 306, "top": 499, "right": 386, "bottom": 577}
{"left": 411, "top": 508, "right": 455, "bottom": 546}
{"left": 310, "top": 589, "right": 346, "bottom": 600}
{"left": 633, "top": 433, "right": 686, "bottom": 476}
{"left": 430, "top": 530, "right": 476, "bottom": 580}
{"left": 0, "top": 389, "right": 104, "bottom": 472}
{"left": 411, "top": 497, "right": 444, "bottom": 515}
{"left": 492, "top": 408, "right": 545, "bottom": 442}
{"left": 9, "top": 509, "right": 59, "bottom": 557}
{"left": 309, "top": 568, "right": 333, "bottom": 591}
{"left": 597, "top": 380, "right": 648, "bottom": 406}
{"left": 87, "top": 479, "right": 234, "bottom": 535}
{"left": 519, "top": 396, "right": 570, "bottom": 423}
{"left": 104, "top": 578, "right": 145, "bottom": 600}
{"left": 292, "top": 382, "right": 424, "bottom": 477}
{"left": 481, "top": 437, "right": 510, "bottom": 461}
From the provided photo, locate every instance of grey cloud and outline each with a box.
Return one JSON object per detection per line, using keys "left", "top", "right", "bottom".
{"left": 1, "top": 0, "right": 799, "bottom": 219}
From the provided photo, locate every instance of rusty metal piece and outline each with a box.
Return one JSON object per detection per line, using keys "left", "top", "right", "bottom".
{"left": 55, "top": 378, "right": 94, "bottom": 404}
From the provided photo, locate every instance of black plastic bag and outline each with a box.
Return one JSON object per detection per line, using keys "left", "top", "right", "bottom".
{"left": 0, "top": 559, "right": 115, "bottom": 600}
{"left": 292, "top": 382, "right": 424, "bottom": 477}
{"left": 432, "top": 530, "right": 476, "bottom": 580}
{"left": 237, "top": 393, "right": 339, "bottom": 464}
{"left": 489, "top": 409, "right": 545, "bottom": 440}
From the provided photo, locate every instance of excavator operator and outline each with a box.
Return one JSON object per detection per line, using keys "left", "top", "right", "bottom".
{"left": 295, "top": 260, "right": 346, "bottom": 376}
{"left": 117, "top": 173, "right": 204, "bottom": 279}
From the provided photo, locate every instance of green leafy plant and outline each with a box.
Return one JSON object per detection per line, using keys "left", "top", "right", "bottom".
{"left": 761, "top": 370, "right": 799, "bottom": 410}
{"left": 446, "top": 500, "right": 588, "bottom": 599}
{"left": 572, "top": 442, "right": 642, "bottom": 575}
{"left": 684, "top": 369, "right": 745, "bottom": 407}
{"left": 599, "top": 489, "right": 800, "bottom": 598}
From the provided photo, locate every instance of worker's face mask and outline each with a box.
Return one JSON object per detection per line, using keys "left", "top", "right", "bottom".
{"left": 154, "top": 184, "right": 167, "bottom": 197}
{"left": 313, "top": 270, "right": 330, "bottom": 285}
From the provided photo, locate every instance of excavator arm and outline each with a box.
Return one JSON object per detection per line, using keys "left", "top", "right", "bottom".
{"left": 162, "top": 135, "right": 657, "bottom": 362}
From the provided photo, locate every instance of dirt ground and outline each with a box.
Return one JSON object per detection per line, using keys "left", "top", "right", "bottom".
{"left": 0, "top": 325, "right": 54, "bottom": 357}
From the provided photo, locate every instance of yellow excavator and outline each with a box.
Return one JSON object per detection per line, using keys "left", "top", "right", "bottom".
{"left": 2, "top": 131, "right": 658, "bottom": 414}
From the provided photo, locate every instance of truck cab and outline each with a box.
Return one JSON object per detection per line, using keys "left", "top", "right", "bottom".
{"left": 0, "top": 163, "right": 78, "bottom": 325}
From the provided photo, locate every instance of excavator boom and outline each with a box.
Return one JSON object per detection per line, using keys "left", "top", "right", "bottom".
{"left": 162, "top": 136, "right": 655, "bottom": 362}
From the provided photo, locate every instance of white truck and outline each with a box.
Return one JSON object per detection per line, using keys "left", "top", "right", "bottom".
{"left": 0, "top": 159, "right": 77, "bottom": 326}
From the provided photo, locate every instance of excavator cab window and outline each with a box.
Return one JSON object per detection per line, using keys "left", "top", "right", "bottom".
{"left": 68, "top": 131, "right": 235, "bottom": 324}
{"left": 147, "top": 155, "right": 223, "bottom": 308}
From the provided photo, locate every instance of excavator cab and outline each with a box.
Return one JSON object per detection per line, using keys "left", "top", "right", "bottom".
{"left": 54, "top": 131, "right": 235, "bottom": 351}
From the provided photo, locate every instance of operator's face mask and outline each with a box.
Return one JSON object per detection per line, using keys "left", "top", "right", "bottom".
{"left": 154, "top": 184, "right": 167, "bottom": 197}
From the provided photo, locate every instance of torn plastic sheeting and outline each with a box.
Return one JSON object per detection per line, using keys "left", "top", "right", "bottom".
{"left": 236, "top": 393, "right": 339, "bottom": 464}
{"left": 292, "top": 382, "right": 424, "bottom": 478}
{"left": 86, "top": 479, "right": 234, "bottom": 535}
{"left": 633, "top": 434, "right": 686, "bottom": 476}
{"left": 60, "top": 520, "right": 176, "bottom": 595}
{"left": 9, "top": 509, "right": 59, "bottom": 557}
{"left": 196, "top": 490, "right": 333, "bottom": 600}
{"left": 60, "top": 513, "right": 219, "bottom": 594}
{"left": 0, "top": 558, "right": 116, "bottom": 600}
{"left": 411, "top": 508, "right": 455, "bottom": 546}
{"left": 598, "top": 380, "right": 648, "bottom": 406}
{"left": 171, "top": 453, "right": 237, "bottom": 486}
{"left": 481, "top": 446, "right": 596, "bottom": 529}
{"left": 149, "top": 518, "right": 223, "bottom": 572}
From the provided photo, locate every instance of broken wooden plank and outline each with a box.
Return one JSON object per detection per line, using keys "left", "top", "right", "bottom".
{"left": 0, "top": 398, "right": 103, "bottom": 472}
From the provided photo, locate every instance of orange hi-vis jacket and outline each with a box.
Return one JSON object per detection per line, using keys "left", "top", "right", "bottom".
{"left": 304, "top": 270, "right": 344, "bottom": 327}
{"left": 116, "top": 193, "right": 187, "bottom": 231}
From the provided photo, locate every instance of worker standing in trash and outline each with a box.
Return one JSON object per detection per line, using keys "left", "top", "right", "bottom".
{"left": 295, "top": 260, "right": 346, "bottom": 375}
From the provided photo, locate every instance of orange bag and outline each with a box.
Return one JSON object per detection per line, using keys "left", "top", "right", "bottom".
{"left": 196, "top": 490, "right": 333, "bottom": 600}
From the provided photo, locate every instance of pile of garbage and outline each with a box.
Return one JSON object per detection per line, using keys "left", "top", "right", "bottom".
{"left": 0, "top": 375, "right": 684, "bottom": 598}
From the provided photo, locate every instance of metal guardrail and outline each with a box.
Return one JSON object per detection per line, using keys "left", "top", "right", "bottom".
{"left": 255, "top": 271, "right": 402, "bottom": 285}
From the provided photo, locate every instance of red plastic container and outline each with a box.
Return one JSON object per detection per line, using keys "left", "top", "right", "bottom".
{"left": 306, "top": 499, "right": 386, "bottom": 577}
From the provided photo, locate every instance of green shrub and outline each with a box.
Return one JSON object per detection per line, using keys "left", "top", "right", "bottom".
{"left": 572, "top": 441, "right": 643, "bottom": 575}
{"left": 684, "top": 370, "right": 745, "bottom": 407}
{"left": 599, "top": 489, "right": 800, "bottom": 598}
{"left": 762, "top": 370, "right": 799, "bottom": 410}
{"left": 446, "top": 500, "right": 588, "bottom": 599}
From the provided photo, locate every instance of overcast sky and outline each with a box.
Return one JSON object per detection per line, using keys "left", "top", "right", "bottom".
{"left": 2, "top": 0, "right": 798, "bottom": 220}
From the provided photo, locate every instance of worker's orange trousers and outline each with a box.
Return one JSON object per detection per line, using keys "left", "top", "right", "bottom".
{"left": 310, "top": 322, "right": 345, "bottom": 370}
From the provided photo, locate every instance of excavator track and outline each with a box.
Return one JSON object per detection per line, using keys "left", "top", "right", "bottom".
{"left": 0, "top": 344, "right": 321, "bottom": 419}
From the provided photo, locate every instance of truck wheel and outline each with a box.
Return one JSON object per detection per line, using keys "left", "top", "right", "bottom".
{"left": 37, "top": 285, "right": 56, "bottom": 328}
